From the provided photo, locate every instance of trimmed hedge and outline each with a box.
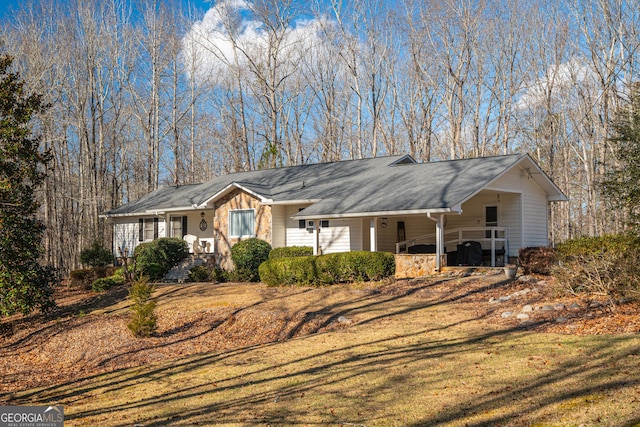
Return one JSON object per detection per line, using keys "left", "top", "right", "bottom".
{"left": 259, "top": 251, "right": 395, "bottom": 287}
{"left": 268, "top": 246, "right": 313, "bottom": 259}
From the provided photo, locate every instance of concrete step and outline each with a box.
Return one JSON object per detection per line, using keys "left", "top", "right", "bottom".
{"left": 162, "top": 255, "right": 212, "bottom": 283}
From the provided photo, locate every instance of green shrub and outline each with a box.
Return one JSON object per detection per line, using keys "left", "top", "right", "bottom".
{"left": 259, "top": 256, "right": 318, "bottom": 286}
{"left": 156, "top": 238, "right": 190, "bottom": 267}
{"left": 91, "top": 276, "right": 124, "bottom": 292}
{"left": 259, "top": 251, "right": 395, "bottom": 287}
{"left": 134, "top": 238, "right": 189, "bottom": 281}
{"left": 211, "top": 267, "right": 229, "bottom": 283}
{"left": 268, "top": 246, "right": 313, "bottom": 259}
{"left": 231, "top": 238, "right": 272, "bottom": 282}
{"left": 127, "top": 276, "right": 157, "bottom": 337}
{"left": 188, "top": 265, "right": 211, "bottom": 282}
{"left": 518, "top": 247, "right": 556, "bottom": 275}
{"left": 70, "top": 267, "right": 114, "bottom": 289}
{"left": 80, "top": 240, "right": 114, "bottom": 268}
{"left": 553, "top": 233, "right": 640, "bottom": 301}
{"left": 332, "top": 251, "right": 396, "bottom": 282}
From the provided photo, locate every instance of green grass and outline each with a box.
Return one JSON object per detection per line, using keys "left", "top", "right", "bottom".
{"left": 5, "top": 277, "right": 640, "bottom": 426}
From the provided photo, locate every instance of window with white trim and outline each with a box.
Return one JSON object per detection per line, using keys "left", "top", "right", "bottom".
{"left": 139, "top": 218, "right": 158, "bottom": 241}
{"left": 170, "top": 216, "right": 187, "bottom": 238}
{"left": 229, "top": 209, "right": 255, "bottom": 238}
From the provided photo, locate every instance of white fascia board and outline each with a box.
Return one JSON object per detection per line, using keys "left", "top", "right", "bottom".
{"left": 199, "top": 182, "right": 272, "bottom": 207}
{"left": 523, "top": 156, "right": 568, "bottom": 201}
{"left": 293, "top": 207, "right": 462, "bottom": 220}
{"left": 99, "top": 212, "right": 158, "bottom": 218}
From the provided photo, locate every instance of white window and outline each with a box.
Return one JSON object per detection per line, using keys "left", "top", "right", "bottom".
{"left": 170, "top": 216, "right": 185, "bottom": 238}
{"left": 229, "top": 209, "right": 255, "bottom": 238}
{"left": 139, "top": 218, "right": 157, "bottom": 241}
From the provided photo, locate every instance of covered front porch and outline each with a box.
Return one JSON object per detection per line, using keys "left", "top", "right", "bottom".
{"left": 341, "top": 189, "right": 520, "bottom": 273}
{"left": 395, "top": 226, "right": 509, "bottom": 267}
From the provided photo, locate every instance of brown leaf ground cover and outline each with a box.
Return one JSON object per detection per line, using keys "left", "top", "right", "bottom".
{"left": 0, "top": 270, "right": 639, "bottom": 426}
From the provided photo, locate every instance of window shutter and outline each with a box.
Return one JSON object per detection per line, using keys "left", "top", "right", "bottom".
{"left": 138, "top": 219, "right": 144, "bottom": 242}
{"left": 153, "top": 217, "right": 159, "bottom": 239}
{"left": 182, "top": 216, "right": 188, "bottom": 238}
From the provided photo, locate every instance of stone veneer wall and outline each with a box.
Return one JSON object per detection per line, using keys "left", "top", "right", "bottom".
{"left": 394, "top": 254, "right": 446, "bottom": 279}
{"left": 213, "top": 189, "right": 272, "bottom": 270}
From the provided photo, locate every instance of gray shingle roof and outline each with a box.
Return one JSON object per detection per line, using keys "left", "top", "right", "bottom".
{"left": 102, "top": 153, "right": 562, "bottom": 218}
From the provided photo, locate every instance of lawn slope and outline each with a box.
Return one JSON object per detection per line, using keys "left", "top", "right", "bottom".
{"left": 1, "top": 273, "right": 639, "bottom": 426}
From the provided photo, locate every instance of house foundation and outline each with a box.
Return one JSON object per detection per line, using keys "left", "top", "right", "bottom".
{"left": 394, "top": 254, "right": 447, "bottom": 279}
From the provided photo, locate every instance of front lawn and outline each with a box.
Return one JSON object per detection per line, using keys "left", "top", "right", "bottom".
{"left": 1, "top": 273, "right": 639, "bottom": 426}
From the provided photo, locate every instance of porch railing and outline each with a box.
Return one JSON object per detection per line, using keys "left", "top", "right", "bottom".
{"left": 395, "top": 226, "right": 508, "bottom": 267}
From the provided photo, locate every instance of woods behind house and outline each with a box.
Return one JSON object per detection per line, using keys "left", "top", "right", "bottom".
{"left": 1, "top": 0, "right": 639, "bottom": 276}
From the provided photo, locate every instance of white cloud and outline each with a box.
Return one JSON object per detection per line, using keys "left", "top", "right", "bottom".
{"left": 516, "top": 58, "right": 599, "bottom": 110}
{"left": 180, "top": 0, "right": 334, "bottom": 85}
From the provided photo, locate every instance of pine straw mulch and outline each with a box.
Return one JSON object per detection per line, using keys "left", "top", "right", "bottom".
{"left": 0, "top": 272, "right": 638, "bottom": 399}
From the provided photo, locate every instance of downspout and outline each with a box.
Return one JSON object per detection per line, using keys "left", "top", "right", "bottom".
{"left": 312, "top": 219, "right": 320, "bottom": 255}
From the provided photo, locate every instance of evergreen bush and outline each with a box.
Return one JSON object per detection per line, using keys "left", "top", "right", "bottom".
{"left": 188, "top": 265, "right": 211, "bottom": 282}
{"left": 268, "top": 246, "right": 313, "bottom": 259}
{"left": 231, "top": 238, "right": 272, "bottom": 282}
{"left": 80, "top": 240, "right": 113, "bottom": 268}
{"left": 127, "top": 276, "right": 157, "bottom": 337}
{"left": 91, "top": 276, "right": 124, "bottom": 292}
{"left": 134, "top": 238, "right": 189, "bottom": 281}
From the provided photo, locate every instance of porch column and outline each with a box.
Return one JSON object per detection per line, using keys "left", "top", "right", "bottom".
{"left": 312, "top": 220, "right": 320, "bottom": 255}
{"left": 428, "top": 213, "right": 445, "bottom": 272}
{"left": 370, "top": 218, "right": 378, "bottom": 252}
{"left": 435, "top": 214, "right": 444, "bottom": 272}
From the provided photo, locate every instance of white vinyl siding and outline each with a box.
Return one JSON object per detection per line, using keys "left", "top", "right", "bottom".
{"left": 282, "top": 205, "right": 361, "bottom": 253}
{"left": 489, "top": 168, "right": 549, "bottom": 248}
{"left": 229, "top": 209, "right": 255, "bottom": 238}
{"left": 376, "top": 216, "right": 432, "bottom": 253}
{"left": 113, "top": 217, "right": 166, "bottom": 256}
{"left": 271, "top": 205, "right": 286, "bottom": 248}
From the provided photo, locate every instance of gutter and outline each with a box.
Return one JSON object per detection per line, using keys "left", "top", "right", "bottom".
{"left": 294, "top": 206, "right": 462, "bottom": 221}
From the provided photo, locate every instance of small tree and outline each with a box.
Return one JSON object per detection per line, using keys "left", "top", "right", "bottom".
{"left": 80, "top": 240, "right": 113, "bottom": 268}
{"left": 127, "top": 276, "right": 157, "bottom": 337}
{"left": 602, "top": 87, "right": 640, "bottom": 231}
{"left": 0, "top": 54, "right": 56, "bottom": 316}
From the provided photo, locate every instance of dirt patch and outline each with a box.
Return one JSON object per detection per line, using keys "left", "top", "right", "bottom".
{"left": 0, "top": 273, "right": 637, "bottom": 399}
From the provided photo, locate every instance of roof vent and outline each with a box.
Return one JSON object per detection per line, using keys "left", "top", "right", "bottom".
{"left": 389, "top": 155, "right": 418, "bottom": 166}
